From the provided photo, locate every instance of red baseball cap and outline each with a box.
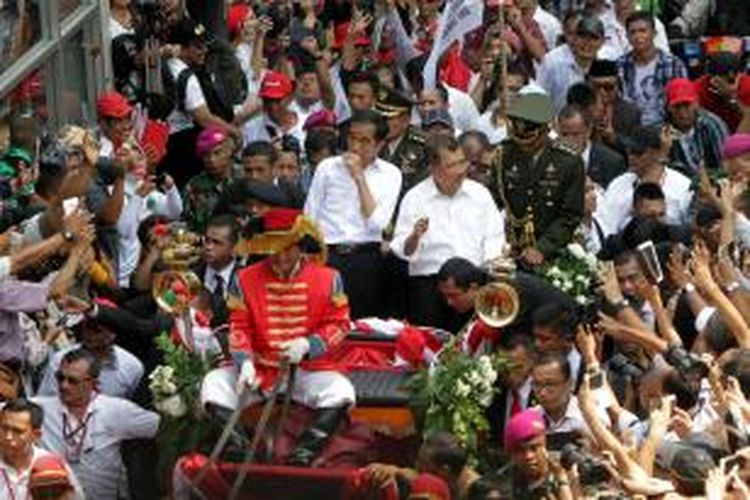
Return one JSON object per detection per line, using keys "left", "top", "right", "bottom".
{"left": 332, "top": 22, "right": 371, "bottom": 50}
{"left": 29, "top": 454, "right": 73, "bottom": 491}
{"left": 228, "top": 4, "right": 253, "bottom": 40}
{"left": 259, "top": 71, "right": 295, "bottom": 100}
{"left": 96, "top": 91, "right": 133, "bottom": 119}
{"left": 666, "top": 78, "right": 698, "bottom": 106}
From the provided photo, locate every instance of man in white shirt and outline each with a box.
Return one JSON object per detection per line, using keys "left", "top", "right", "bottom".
{"left": 0, "top": 399, "right": 84, "bottom": 500}
{"left": 532, "top": 0, "right": 563, "bottom": 51}
{"left": 37, "top": 314, "right": 144, "bottom": 400}
{"left": 418, "top": 85, "right": 480, "bottom": 136}
{"left": 305, "top": 110, "right": 402, "bottom": 318}
{"left": 95, "top": 91, "right": 133, "bottom": 159}
{"left": 33, "top": 348, "right": 160, "bottom": 499}
{"left": 597, "top": 126, "right": 693, "bottom": 236}
{"left": 242, "top": 71, "right": 306, "bottom": 147}
{"left": 392, "top": 134, "right": 505, "bottom": 330}
{"left": 537, "top": 15, "right": 607, "bottom": 112}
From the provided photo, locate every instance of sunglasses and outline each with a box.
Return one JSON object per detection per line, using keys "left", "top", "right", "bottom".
{"left": 55, "top": 372, "right": 91, "bottom": 386}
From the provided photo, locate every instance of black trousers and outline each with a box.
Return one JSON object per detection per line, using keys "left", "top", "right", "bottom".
{"left": 407, "top": 275, "right": 467, "bottom": 332}
{"left": 158, "top": 127, "right": 202, "bottom": 189}
{"left": 327, "top": 245, "right": 387, "bottom": 320}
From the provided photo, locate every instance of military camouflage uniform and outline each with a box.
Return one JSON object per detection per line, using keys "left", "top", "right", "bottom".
{"left": 491, "top": 139, "right": 585, "bottom": 259}
{"left": 182, "top": 173, "right": 235, "bottom": 233}
{"left": 380, "top": 126, "right": 429, "bottom": 192}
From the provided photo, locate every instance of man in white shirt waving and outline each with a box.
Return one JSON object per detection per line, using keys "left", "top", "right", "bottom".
{"left": 392, "top": 134, "right": 505, "bottom": 331}
{"left": 305, "top": 110, "right": 402, "bottom": 318}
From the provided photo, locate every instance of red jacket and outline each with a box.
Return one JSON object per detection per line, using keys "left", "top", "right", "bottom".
{"left": 229, "top": 258, "right": 350, "bottom": 388}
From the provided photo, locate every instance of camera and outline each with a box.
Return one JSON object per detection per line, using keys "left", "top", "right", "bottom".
{"left": 608, "top": 353, "right": 646, "bottom": 379}
{"left": 560, "top": 443, "right": 611, "bottom": 487}
{"left": 665, "top": 345, "right": 709, "bottom": 385}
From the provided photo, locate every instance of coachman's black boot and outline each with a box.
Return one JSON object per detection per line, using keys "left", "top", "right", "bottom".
{"left": 286, "top": 407, "right": 347, "bottom": 467}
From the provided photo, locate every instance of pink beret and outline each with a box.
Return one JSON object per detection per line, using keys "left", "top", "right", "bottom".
{"left": 303, "top": 109, "right": 337, "bottom": 131}
{"left": 504, "top": 409, "right": 545, "bottom": 450}
{"left": 196, "top": 126, "right": 229, "bottom": 157}
{"left": 722, "top": 134, "right": 750, "bottom": 160}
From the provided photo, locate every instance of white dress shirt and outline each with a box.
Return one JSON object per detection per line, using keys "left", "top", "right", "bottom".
{"left": 391, "top": 177, "right": 505, "bottom": 276}
{"left": 445, "top": 85, "right": 481, "bottom": 134}
{"left": 0, "top": 446, "right": 84, "bottom": 500}
{"left": 241, "top": 111, "right": 306, "bottom": 148}
{"left": 537, "top": 395, "right": 611, "bottom": 436}
{"left": 165, "top": 58, "right": 206, "bottom": 134}
{"left": 33, "top": 395, "right": 160, "bottom": 500}
{"left": 305, "top": 155, "right": 403, "bottom": 244}
{"left": 596, "top": 167, "right": 693, "bottom": 236}
{"left": 38, "top": 345, "right": 144, "bottom": 400}
{"left": 533, "top": 5, "right": 563, "bottom": 51}
{"left": 537, "top": 44, "right": 620, "bottom": 112}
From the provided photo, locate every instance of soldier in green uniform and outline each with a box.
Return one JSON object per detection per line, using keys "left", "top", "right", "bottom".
{"left": 183, "top": 125, "right": 237, "bottom": 233}
{"left": 490, "top": 93, "right": 585, "bottom": 267}
{"left": 375, "top": 86, "right": 428, "bottom": 192}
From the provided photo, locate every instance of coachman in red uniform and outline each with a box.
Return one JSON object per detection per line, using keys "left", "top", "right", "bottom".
{"left": 200, "top": 208, "right": 355, "bottom": 467}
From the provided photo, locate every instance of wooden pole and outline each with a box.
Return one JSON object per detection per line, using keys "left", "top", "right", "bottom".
{"left": 498, "top": 3, "right": 508, "bottom": 119}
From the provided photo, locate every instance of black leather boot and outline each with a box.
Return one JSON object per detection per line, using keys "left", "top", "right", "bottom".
{"left": 286, "top": 407, "right": 347, "bottom": 467}
{"left": 205, "top": 403, "right": 250, "bottom": 462}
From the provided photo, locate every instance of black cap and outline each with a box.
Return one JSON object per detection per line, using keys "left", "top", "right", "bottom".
{"left": 588, "top": 59, "right": 618, "bottom": 78}
{"left": 168, "top": 18, "right": 208, "bottom": 46}
{"left": 622, "top": 126, "right": 662, "bottom": 154}
{"left": 669, "top": 444, "right": 716, "bottom": 489}
{"left": 577, "top": 16, "right": 605, "bottom": 38}
{"left": 375, "top": 86, "right": 416, "bottom": 118}
{"left": 243, "top": 180, "right": 291, "bottom": 207}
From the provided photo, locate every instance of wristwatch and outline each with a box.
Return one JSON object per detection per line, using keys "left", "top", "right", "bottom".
{"left": 62, "top": 230, "right": 75, "bottom": 243}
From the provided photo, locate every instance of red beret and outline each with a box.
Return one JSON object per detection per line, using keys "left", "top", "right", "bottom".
{"left": 195, "top": 125, "right": 229, "bottom": 157}
{"left": 504, "top": 409, "right": 546, "bottom": 450}
{"left": 303, "top": 109, "right": 337, "bottom": 131}
{"left": 259, "top": 71, "right": 295, "bottom": 100}
{"left": 96, "top": 91, "right": 133, "bottom": 119}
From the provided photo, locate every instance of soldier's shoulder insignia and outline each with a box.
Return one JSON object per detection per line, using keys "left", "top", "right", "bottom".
{"left": 408, "top": 129, "right": 426, "bottom": 144}
{"left": 551, "top": 140, "right": 578, "bottom": 157}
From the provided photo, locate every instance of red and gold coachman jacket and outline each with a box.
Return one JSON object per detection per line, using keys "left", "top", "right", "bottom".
{"left": 228, "top": 258, "right": 350, "bottom": 389}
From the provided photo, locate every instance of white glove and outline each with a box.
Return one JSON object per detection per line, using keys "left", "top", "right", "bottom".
{"left": 236, "top": 360, "right": 259, "bottom": 393}
{"left": 280, "top": 337, "right": 310, "bottom": 364}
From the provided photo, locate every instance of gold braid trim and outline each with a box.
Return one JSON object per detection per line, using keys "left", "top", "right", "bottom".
{"left": 493, "top": 145, "right": 536, "bottom": 252}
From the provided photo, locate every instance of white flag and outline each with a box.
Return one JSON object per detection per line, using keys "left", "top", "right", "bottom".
{"left": 422, "top": 0, "right": 485, "bottom": 90}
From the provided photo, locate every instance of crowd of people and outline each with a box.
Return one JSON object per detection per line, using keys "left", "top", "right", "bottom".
{"left": 0, "top": 0, "right": 750, "bottom": 498}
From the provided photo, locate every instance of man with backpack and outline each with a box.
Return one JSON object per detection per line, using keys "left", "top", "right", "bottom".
{"left": 160, "top": 18, "right": 241, "bottom": 187}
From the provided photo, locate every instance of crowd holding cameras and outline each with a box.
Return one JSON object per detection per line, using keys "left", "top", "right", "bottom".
{"left": 1, "top": 0, "right": 750, "bottom": 498}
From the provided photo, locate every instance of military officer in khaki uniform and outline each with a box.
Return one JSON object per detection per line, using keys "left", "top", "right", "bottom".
{"left": 375, "top": 86, "right": 428, "bottom": 192}
{"left": 490, "top": 94, "right": 585, "bottom": 267}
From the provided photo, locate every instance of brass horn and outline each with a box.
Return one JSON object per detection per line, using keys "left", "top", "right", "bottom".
{"left": 475, "top": 257, "right": 520, "bottom": 328}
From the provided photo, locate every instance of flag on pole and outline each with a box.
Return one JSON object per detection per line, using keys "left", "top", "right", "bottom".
{"left": 422, "top": 0, "right": 485, "bottom": 90}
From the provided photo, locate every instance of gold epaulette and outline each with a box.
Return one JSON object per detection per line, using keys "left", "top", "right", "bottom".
{"left": 551, "top": 140, "right": 578, "bottom": 157}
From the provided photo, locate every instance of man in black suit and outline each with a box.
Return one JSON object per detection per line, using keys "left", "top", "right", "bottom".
{"left": 194, "top": 214, "right": 242, "bottom": 323}
{"left": 558, "top": 104, "right": 627, "bottom": 189}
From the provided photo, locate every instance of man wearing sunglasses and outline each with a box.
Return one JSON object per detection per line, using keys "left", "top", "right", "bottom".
{"left": 490, "top": 93, "right": 585, "bottom": 268}
{"left": 33, "top": 348, "right": 159, "bottom": 499}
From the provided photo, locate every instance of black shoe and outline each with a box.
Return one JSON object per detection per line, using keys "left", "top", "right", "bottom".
{"left": 205, "top": 403, "right": 250, "bottom": 461}
{"left": 285, "top": 407, "right": 347, "bottom": 467}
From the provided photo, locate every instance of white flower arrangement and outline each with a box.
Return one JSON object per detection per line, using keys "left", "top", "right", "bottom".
{"left": 540, "top": 243, "right": 599, "bottom": 304}
{"left": 408, "top": 341, "right": 507, "bottom": 464}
